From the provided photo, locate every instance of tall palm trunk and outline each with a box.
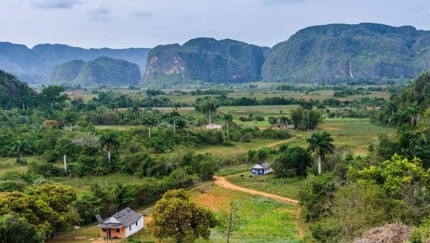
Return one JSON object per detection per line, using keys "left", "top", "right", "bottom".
{"left": 209, "top": 111, "right": 212, "bottom": 125}
{"left": 108, "top": 149, "right": 111, "bottom": 164}
{"left": 148, "top": 127, "right": 151, "bottom": 139}
{"left": 173, "top": 119, "right": 176, "bottom": 133}
{"left": 317, "top": 155, "right": 322, "bottom": 175}
{"left": 64, "top": 154, "right": 67, "bottom": 174}
{"left": 226, "top": 122, "right": 229, "bottom": 139}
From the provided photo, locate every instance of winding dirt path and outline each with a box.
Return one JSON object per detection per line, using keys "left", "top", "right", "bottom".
{"left": 213, "top": 176, "right": 298, "bottom": 205}
{"left": 265, "top": 135, "right": 302, "bottom": 148}
{"left": 213, "top": 176, "right": 304, "bottom": 238}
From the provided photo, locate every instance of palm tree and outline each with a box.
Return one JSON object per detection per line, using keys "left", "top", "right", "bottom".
{"left": 390, "top": 110, "right": 410, "bottom": 127}
{"left": 203, "top": 101, "right": 218, "bottom": 125}
{"left": 132, "top": 106, "right": 139, "bottom": 118}
{"left": 64, "top": 112, "right": 78, "bottom": 130}
{"left": 99, "top": 131, "right": 121, "bottom": 164}
{"left": 307, "top": 131, "right": 335, "bottom": 175}
{"left": 223, "top": 114, "right": 233, "bottom": 139}
{"left": 407, "top": 105, "right": 421, "bottom": 126}
{"left": 14, "top": 140, "right": 32, "bottom": 159}
{"left": 172, "top": 102, "right": 182, "bottom": 110}
{"left": 169, "top": 110, "right": 181, "bottom": 133}
{"left": 141, "top": 115, "right": 158, "bottom": 139}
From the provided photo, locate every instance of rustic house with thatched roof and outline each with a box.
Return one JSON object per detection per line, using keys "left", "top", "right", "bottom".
{"left": 96, "top": 207, "right": 144, "bottom": 239}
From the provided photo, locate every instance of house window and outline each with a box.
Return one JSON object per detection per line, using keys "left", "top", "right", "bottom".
{"left": 136, "top": 222, "right": 138, "bottom": 226}
{"left": 102, "top": 228, "right": 107, "bottom": 232}
{"left": 116, "top": 229, "right": 120, "bottom": 233}
{"left": 129, "top": 226, "right": 131, "bottom": 231}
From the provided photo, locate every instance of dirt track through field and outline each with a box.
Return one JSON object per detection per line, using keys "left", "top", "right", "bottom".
{"left": 213, "top": 176, "right": 304, "bottom": 238}
{"left": 213, "top": 176, "right": 298, "bottom": 205}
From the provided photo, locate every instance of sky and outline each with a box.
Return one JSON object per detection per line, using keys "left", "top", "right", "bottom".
{"left": 1, "top": 0, "right": 430, "bottom": 49}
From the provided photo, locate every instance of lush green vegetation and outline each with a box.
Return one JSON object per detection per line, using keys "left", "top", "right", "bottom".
{"left": 262, "top": 23, "right": 428, "bottom": 83}
{"left": 5, "top": 67, "right": 430, "bottom": 243}
{"left": 48, "top": 57, "right": 141, "bottom": 87}
{"left": 0, "top": 42, "right": 149, "bottom": 84}
{"left": 141, "top": 38, "right": 266, "bottom": 86}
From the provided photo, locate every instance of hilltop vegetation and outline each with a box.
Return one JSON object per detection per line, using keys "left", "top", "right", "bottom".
{"left": 0, "top": 70, "right": 36, "bottom": 108}
{"left": 262, "top": 23, "right": 430, "bottom": 83}
{"left": 3, "top": 23, "right": 430, "bottom": 86}
{"left": 47, "top": 57, "right": 141, "bottom": 87}
{"left": 0, "top": 42, "right": 149, "bottom": 84}
{"left": 140, "top": 38, "right": 267, "bottom": 86}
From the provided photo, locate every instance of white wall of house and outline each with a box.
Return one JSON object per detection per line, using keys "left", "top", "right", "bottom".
{"left": 265, "top": 167, "right": 273, "bottom": 174}
{"left": 125, "top": 216, "right": 144, "bottom": 238}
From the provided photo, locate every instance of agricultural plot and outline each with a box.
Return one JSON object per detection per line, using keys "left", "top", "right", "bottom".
{"left": 189, "top": 184, "right": 302, "bottom": 243}
{"left": 287, "top": 118, "right": 396, "bottom": 154}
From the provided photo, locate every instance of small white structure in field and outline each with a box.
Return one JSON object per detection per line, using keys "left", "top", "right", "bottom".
{"left": 206, "top": 123, "right": 222, "bottom": 130}
{"left": 251, "top": 162, "right": 273, "bottom": 176}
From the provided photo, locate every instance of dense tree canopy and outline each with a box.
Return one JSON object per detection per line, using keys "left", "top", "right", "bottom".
{"left": 149, "top": 189, "right": 218, "bottom": 243}
{"left": 272, "top": 146, "right": 313, "bottom": 177}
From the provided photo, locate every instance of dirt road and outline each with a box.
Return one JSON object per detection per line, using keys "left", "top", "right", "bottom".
{"left": 212, "top": 176, "right": 299, "bottom": 205}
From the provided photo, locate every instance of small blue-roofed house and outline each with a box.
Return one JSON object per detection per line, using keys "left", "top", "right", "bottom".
{"left": 251, "top": 162, "right": 273, "bottom": 175}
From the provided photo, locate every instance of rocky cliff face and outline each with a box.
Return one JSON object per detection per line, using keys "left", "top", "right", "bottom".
{"left": 0, "top": 43, "right": 150, "bottom": 84}
{"left": 261, "top": 23, "right": 430, "bottom": 82}
{"left": 140, "top": 38, "right": 267, "bottom": 86}
{"left": 47, "top": 57, "right": 141, "bottom": 87}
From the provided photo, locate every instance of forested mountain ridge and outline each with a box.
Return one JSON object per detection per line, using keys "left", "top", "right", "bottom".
{"left": 47, "top": 57, "right": 141, "bottom": 87}
{"left": 0, "top": 42, "right": 150, "bottom": 84}
{"left": 139, "top": 38, "right": 267, "bottom": 86}
{"left": 0, "top": 70, "right": 36, "bottom": 108}
{"left": 262, "top": 23, "right": 430, "bottom": 82}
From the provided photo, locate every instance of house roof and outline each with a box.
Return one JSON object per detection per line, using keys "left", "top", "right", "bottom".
{"left": 96, "top": 207, "right": 142, "bottom": 229}
{"left": 252, "top": 162, "right": 271, "bottom": 169}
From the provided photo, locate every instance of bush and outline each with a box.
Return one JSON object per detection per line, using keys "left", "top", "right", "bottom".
{"left": 255, "top": 116, "right": 265, "bottom": 121}
{"left": 240, "top": 133, "right": 253, "bottom": 142}
{"left": 28, "top": 162, "right": 64, "bottom": 177}
{"left": 15, "top": 158, "right": 28, "bottom": 166}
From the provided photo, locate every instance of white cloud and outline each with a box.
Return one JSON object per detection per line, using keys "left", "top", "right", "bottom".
{"left": 89, "top": 4, "right": 112, "bottom": 22}
{"left": 31, "top": 0, "right": 82, "bottom": 9}
{"left": 130, "top": 11, "right": 152, "bottom": 19}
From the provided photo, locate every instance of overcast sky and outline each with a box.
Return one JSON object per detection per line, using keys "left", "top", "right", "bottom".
{"left": 1, "top": 0, "right": 430, "bottom": 49}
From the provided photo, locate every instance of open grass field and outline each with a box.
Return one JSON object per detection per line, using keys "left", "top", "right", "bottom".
{"left": 195, "top": 138, "right": 290, "bottom": 157}
{"left": 225, "top": 173, "right": 305, "bottom": 201}
{"left": 0, "top": 156, "right": 38, "bottom": 176}
{"left": 287, "top": 118, "right": 396, "bottom": 154}
{"left": 195, "top": 118, "right": 395, "bottom": 157}
{"left": 68, "top": 87, "right": 390, "bottom": 107}
{"left": 51, "top": 174, "right": 154, "bottom": 193}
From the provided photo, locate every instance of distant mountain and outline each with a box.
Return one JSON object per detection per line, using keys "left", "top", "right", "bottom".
{"left": 47, "top": 57, "right": 141, "bottom": 87}
{"left": 0, "top": 42, "right": 150, "bottom": 84}
{"left": 262, "top": 23, "right": 430, "bottom": 82}
{"left": 140, "top": 38, "right": 268, "bottom": 86}
{"left": 0, "top": 70, "right": 36, "bottom": 108}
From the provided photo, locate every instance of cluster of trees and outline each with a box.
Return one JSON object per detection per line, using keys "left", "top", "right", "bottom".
{"left": 298, "top": 72, "right": 430, "bottom": 242}
{"left": 300, "top": 152, "right": 430, "bottom": 242}
{"left": 332, "top": 86, "right": 370, "bottom": 97}
{"left": 372, "top": 70, "right": 430, "bottom": 126}
{"left": 0, "top": 175, "right": 78, "bottom": 242}
{"left": 289, "top": 106, "right": 323, "bottom": 130}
